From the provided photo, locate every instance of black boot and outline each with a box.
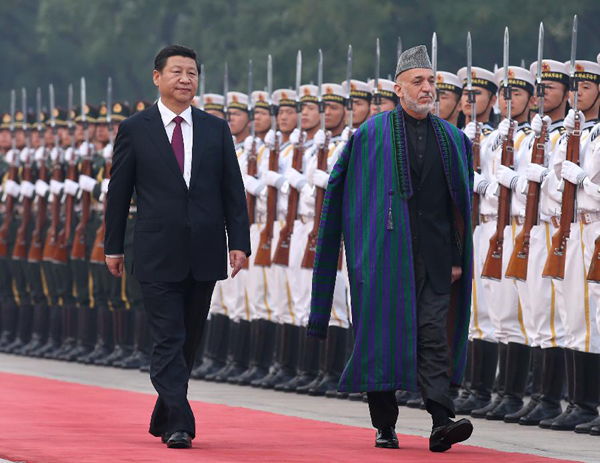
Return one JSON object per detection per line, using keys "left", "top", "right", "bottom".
{"left": 575, "top": 415, "right": 600, "bottom": 434}
{"left": 205, "top": 319, "right": 239, "bottom": 382}
{"left": 550, "top": 351, "right": 599, "bottom": 431}
{"left": 78, "top": 304, "right": 113, "bottom": 364}
{"left": 190, "top": 319, "right": 210, "bottom": 376}
{"left": 63, "top": 307, "right": 96, "bottom": 362}
{"left": 520, "top": 347, "right": 564, "bottom": 425}
{"left": 486, "top": 342, "right": 531, "bottom": 420}
{"left": 95, "top": 309, "right": 132, "bottom": 366}
{"left": 274, "top": 325, "right": 305, "bottom": 391}
{"left": 251, "top": 322, "right": 284, "bottom": 387}
{"left": 5, "top": 303, "right": 34, "bottom": 354}
{"left": 114, "top": 309, "right": 150, "bottom": 369}
{"left": 17, "top": 303, "right": 48, "bottom": 356}
{"left": 260, "top": 324, "right": 300, "bottom": 389}
{"left": 48, "top": 305, "right": 77, "bottom": 360}
{"left": 0, "top": 300, "right": 18, "bottom": 352}
{"left": 297, "top": 336, "right": 327, "bottom": 395}
{"left": 309, "top": 326, "right": 347, "bottom": 396}
{"left": 456, "top": 339, "right": 498, "bottom": 414}
{"left": 191, "top": 314, "right": 230, "bottom": 379}
{"left": 214, "top": 319, "right": 250, "bottom": 382}
{"left": 32, "top": 305, "right": 62, "bottom": 357}
{"left": 277, "top": 328, "right": 321, "bottom": 392}
{"left": 453, "top": 340, "right": 474, "bottom": 409}
{"left": 232, "top": 319, "right": 277, "bottom": 385}
{"left": 540, "top": 349, "right": 575, "bottom": 429}
{"left": 472, "top": 342, "right": 507, "bottom": 418}
{"left": 505, "top": 346, "right": 543, "bottom": 423}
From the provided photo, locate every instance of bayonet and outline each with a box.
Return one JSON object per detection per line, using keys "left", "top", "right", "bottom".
{"left": 81, "top": 76, "right": 89, "bottom": 147}
{"left": 9, "top": 90, "right": 16, "bottom": 153}
{"left": 267, "top": 54, "right": 276, "bottom": 131}
{"left": 223, "top": 62, "right": 229, "bottom": 118}
{"left": 199, "top": 64, "right": 205, "bottom": 110}
{"left": 345, "top": 44, "right": 353, "bottom": 129}
{"left": 536, "top": 22, "right": 545, "bottom": 117}
{"left": 503, "top": 26, "right": 512, "bottom": 123}
{"left": 466, "top": 32, "right": 476, "bottom": 124}
{"left": 49, "top": 83, "right": 59, "bottom": 150}
{"left": 248, "top": 59, "right": 255, "bottom": 138}
{"left": 22, "top": 88, "right": 30, "bottom": 153}
{"left": 317, "top": 49, "right": 324, "bottom": 131}
{"left": 432, "top": 32, "right": 439, "bottom": 116}
{"left": 295, "top": 50, "right": 302, "bottom": 133}
{"left": 374, "top": 38, "right": 381, "bottom": 112}
{"left": 106, "top": 76, "right": 114, "bottom": 143}
{"left": 397, "top": 36, "right": 403, "bottom": 63}
{"left": 569, "top": 14, "right": 579, "bottom": 111}
{"left": 36, "top": 88, "right": 43, "bottom": 135}
{"left": 67, "top": 83, "right": 75, "bottom": 150}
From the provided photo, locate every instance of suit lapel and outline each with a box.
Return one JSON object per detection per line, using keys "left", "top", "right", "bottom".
{"left": 189, "top": 108, "right": 207, "bottom": 190}
{"left": 144, "top": 104, "right": 187, "bottom": 191}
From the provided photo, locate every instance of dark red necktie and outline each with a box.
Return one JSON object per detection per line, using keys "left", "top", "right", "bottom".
{"left": 171, "top": 116, "right": 184, "bottom": 173}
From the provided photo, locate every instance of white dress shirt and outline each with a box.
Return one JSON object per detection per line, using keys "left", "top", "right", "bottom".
{"left": 157, "top": 98, "right": 193, "bottom": 188}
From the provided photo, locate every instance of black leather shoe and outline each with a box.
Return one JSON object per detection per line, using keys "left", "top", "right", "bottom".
{"left": 574, "top": 416, "right": 600, "bottom": 434}
{"left": 504, "top": 398, "right": 539, "bottom": 423}
{"left": 550, "top": 406, "right": 598, "bottom": 431}
{"left": 519, "top": 400, "right": 562, "bottom": 426}
{"left": 590, "top": 424, "right": 600, "bottom": 436}
{"left": 539, "top": 404, "right": 573, "bottom": 429}
{"left": 471, "top": 395, "right": 501, "bottom": 418}
{"left": 455, "top": 393, "right": 491, "bottom": 415}
{"left": 406, "top": 396, "right": 425, "bottom": 409}
{"left": 485, "top": 396, "right": 523, "bottom": 420}
{"left": 429, "top": 419, "right": 473, "bottom": 452}
{"left": 375, "top": 427, "right": 399, "bottom": 449}
{"left": 166, "top": 431, "right": 192, "bottom": 449}
{"left": 161, "top": 433, "right": 170, "bottom": 443}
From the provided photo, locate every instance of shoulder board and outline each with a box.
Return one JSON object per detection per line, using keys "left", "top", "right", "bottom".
{"left": 482, "top": 127, "right": 494, "bottom": 136}
{"left": 520, "top": 126, "right": 532, "bottom": 135}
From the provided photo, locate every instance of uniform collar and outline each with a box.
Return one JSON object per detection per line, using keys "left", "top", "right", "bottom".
{"left": 157, "top": 98, "right": 192, "bottom": 127}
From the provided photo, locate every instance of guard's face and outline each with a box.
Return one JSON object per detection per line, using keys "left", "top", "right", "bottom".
{"left": 0, "top": 130, "right": 10, "bottom": 150}
{"left": 254, "top": 107, "right": 271, "bottom": 133}
{"left": 95, "top": 123, "right": 110, "bottom": 144}
{"left": 44, "top": 127, "right": 54, "bottom": 146}
{"left": 460, "top": 87, "right": 496, "bottom": 118}
{"left": 351, "top": 98, "right": 370, "bottom": 127}
{"left": 540, "top": 81, "right": 568, "bottom": 114}
{"left": 30, "top": 130, "right": 41, "bottom": 149}
{"left": 498, "top": 87, "right": 533, "bottom": 119}
{"left": 301, "top": 102, "right": 319, "bottom": 131}
{"left": 276, "top": 106, "right": 297, "bottom": 134}
{"left": 206, "top": 110, "right": 225, "bottom": 120}
{"left": 153, "top": 56, "right": 199, "bottom": 107}
{"left": 228, "top": 108, "right": 249, "bottom": 136}
{"left": 569, "top": 80, "right": 600, "bottom": 113}
{"left": 438, "top": 90, "right": 461, "bottom": 120}
{"left": 324, "top": 101, "right": 345, "bottom": 131}
{"left": 15, "top": 129, "right": 25, "bottom": 149}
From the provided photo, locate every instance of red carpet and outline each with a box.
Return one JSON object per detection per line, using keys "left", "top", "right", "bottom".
{"left": 0, "top": 372, "right": 578, "bottom": 463}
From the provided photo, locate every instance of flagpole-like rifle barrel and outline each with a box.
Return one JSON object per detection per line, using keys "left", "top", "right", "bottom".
{"left": 432, "top": 32, "right": 439, "bottom": 116}
{"left": 536, "top": 22, "right": 545, "bottom": 117}
{"left": 248, "top": 59, "right": 255, "bottom": 138}
{"left": 267, "top": 54, "right": 276, "bottom": 130}
{"left": 223, "top": 62, "right": 229, "bottom": 121}
{"left": 295, "top": 50, "right": 302, "bottom": 134}
{"left": 374, "top": 38, "right": 381, "bottom": 111}
{"left": 317, "top": 49, "right": 324, "bottom": 132}
{"left": 503, "top": 27, "right": 512, "bottom": 122}
{"left": 569, "top": 15, "right": 579, "bottom": 111}
{"left": 345, "top": 44, "right": 353, "bottom": 129}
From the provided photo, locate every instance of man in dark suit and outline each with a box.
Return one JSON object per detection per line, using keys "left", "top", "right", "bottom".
{"left": 105, "top": 45, "right": 251, "bottom": 449}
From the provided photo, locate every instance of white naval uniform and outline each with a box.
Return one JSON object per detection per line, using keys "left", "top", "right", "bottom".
{"left": 483, "top": 123, "right": 532, "bottom": 345}
{"left": 549, "top": 120, "right": 600, "bottom": 353}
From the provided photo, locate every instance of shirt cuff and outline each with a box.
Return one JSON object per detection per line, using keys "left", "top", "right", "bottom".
{"left": 105, "top": 254, "right": 124, "bottom": 258}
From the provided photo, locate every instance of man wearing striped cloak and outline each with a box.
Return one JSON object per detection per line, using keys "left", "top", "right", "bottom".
{"left": 308, "top": 45, "right": 474, "bottom": 452}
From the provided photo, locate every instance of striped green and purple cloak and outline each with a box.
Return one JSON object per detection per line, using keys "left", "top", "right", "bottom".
{"left": 308, "top": 106, "right": 473, "bottom": 393}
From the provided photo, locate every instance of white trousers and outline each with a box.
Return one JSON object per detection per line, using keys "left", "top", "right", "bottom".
{"left": 583, "top": 221, "right": 600, "bottom": 337}
{"left": 470, "top": 221, "right": 496, "bottom": 341}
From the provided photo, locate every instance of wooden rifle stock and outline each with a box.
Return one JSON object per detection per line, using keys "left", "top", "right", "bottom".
{"left": 587, "top": 236, "right": 600, "bottom": 283}
{"left": 70, "top": 154, "right": 93, "bottom": 261}
{"left": 90, "top": 159, "right": 111, "bottom": 264}
{"left": 254, "top": 138, "right": 279, "bottom": 267}
{"left": 42, "top": 158, "right": 63, "bottom": 262}
{"left": 481, "top": 123, "right": 515, "bottom": 280}
{"left": 12, "top": 160, "right": 34, "bottom": 260}
{"left": 273, "top": 142, "right": 304, "bottom": 266}
{"left": 506, "top": 123, "right": 547, "bottom": 280}
{"left": 301, "top": 133, "right": 330, "bottom": 269}
{"left": 542, "top": 119, "right": 580, "bottom": 280}
{"left": 471, "top": 125, "right": 482, "bottom": 232}
{"left": 53, "top": 161, "right": 77, "bottom": 264}
{"left": 27, "top": 156, "right": 49, "bottom": 263}
{"left": 0, "top": 164, "right": 19, "bottom": 258}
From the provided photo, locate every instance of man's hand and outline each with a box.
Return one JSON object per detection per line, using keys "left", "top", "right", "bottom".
{"left": 229, "top": 250, "right": 247, "bottom": 278}
{"left": 106, "top": 256, "right": 124, "bottom": 278}
{"left": 451, "top": 266, "right": 462, "bottom": 284}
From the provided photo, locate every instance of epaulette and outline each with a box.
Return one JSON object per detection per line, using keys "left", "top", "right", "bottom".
{"left": 557, "top": 126, "right": 566, "bottom": 135}
{"left": 521, "top": 126, "right": 532, "bottom": 135}
{"left": 482, "top": 127, "right": 494, "bottom": 136}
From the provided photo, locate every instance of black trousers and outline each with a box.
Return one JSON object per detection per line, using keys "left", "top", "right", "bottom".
{"left": 368, "top": 255, "right": 454, "bottom": 429}
{"left": 139, "top": 275, "right": 216, "bottom": 438}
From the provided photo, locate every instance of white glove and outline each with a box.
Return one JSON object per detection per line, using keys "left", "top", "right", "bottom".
{"left": 101, "top": 178, "right": 110, "bottom": 194}
{"left": 78, "top": 174, "right": 97, "bottom": 192}
{"left": 314, "top": 129, "right": 326, "bottom": 149}
{"left": 564, "top": 109, "right": 585, "bottom": 135}
{"left": 34, "top": 147, "right": 46, "bottom": 162}
{"left": 102, "top": 144, "right": 113, "bottom": 160}
{"left": 289, "top": 128, "right": 302, "bottom": 145}
{"left": 311, "top": 169, "right": 330, "bottom": 189}
{"left": 285, "top": 167, "right": 307, "bottom": 190}
{"left": 498, "top": 119, "right": 515, "bottom": 138}
{"left": 496, "top": 164, "right": 519, "bottom": 190}
{"left": 77, "top": 142, "right": 90, "bottom": 157}
{"left": 243, "top": 135, "right": 259, "bottom": 153}
{"left": 50, "top": 147, "right": 61, "bottom": 162}
{"left": 531, "top": 114, "right": 551, "bottom": 137}
{"left": 3, "top": 179, "right": 20, "bottom": 198}
{"left": 243, "top": 174, "right": 265, "bottom": 196}
{"left": 19, "top": 148, "right": 31, "bottom": 164}
{"left": 264, "top": 129, "right": 282, "bottom": 150}
{"left": 35, "top": 179, "right": 49, "bottom": 197}
{"left": 341, "top": 126, "right": 353, "bottom": 142}
{"left": 5, "top": 149, "right": 17, "bottom": 164}
{"left": 20, "top": 180, "right": 35, "bottom": 198}
{"left": 473, "top": 171, "right": 490, "bottom": 195}
{"left": 49, "top": 179, "right": 64, "bottom": 196}
{"left": 561, "top": 160, "right": 586, "bottom": 185}
{"left": 63, "top": 178, "right": 79, "bottom": 196}
{"left": 526, "top": 163, "right": 549, "bottom": 183}
{"left": 64, "top": 147, "right": 76, "bottom": 163}
{"left": 264, "top": 170, "right": 284, "bottom": 188}
{"left": 463, "top": 121, "right": 480, "bottom": 141}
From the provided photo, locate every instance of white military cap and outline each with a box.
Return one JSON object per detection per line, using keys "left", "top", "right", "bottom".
{"left": 272, "top": 89, "right": 297, "bottom": 107}
{"left": 435, "top": 71, "right": 462, "bottom": 95}
{"left": 251, "top": 90, "right": 270, "bottom": 110}
{"left": 226, "top": 92, "right": 249, "bottom": 111}
{"left": 299, "top": 85, "right": 318, "bottom": 104}
{"left": 529, "top": 60, "right": 569, "bottom": 86}
{"left": 322, "top": 83, "right": 346, "bottom": 104}
{"left": 201, "top": 93, "right": 224, "bottom": 112}
{"left": 341, "top": 80, "right": 372, "bottom": 101}
{"left": 457, "top": 66, "right": 498, "bottom": 93}
{"left": 367, "top": 78, "right": 398, "bottom": 102}
{"left": 564, "top": 60, "right": 600, "bottom": 84}
{"left": 494, "top": 66, "right": 535, "bottom": 94}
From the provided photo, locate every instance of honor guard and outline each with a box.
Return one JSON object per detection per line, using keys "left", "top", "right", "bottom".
{"left": 435, "top": 71, "right": 462, "bottom": 126}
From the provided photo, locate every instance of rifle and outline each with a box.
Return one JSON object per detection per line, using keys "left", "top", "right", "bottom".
{"left": 53, "top": 83, "right": 76, "bottom": 264}
{"left": 587, "top": 236, "right": 600, "bottom": 283}
{"left": 373, "top": 38, "right": 381, "bottom": 113}
{"left": 506, "top": 23, "right": 545, "bottom": 281}
{"left": 28, "top": 87, "right": 49, "bottom": 263}
{"left": 71, "top": 77, "right": 92, "bottom": 261}
{"left": 542, "top": 15, "right": 579, "bottom": 280}
{"left": 466, "top": 32, "right": 481, "bottom": 231}
{"left": 273, "top": 51, "right": 303, "bottom": 267}
{"left": 482, "top": 27, "right": 513, "bottom": 281}
{"left": 90, "top": 77, "right": 112, "bottom": 264}
{"left": 42, "top": 84, "right": 63, "bottom": 262}
{"left": 0, "top": 90, "right": 18, "bottom": 258}
{"left": 254, "top": 55, "right": 278, "bottom": 268}
{"left": 301, "top": 49, "right": 328, "bottom": 269}
{"left": 12, "top": 88, "right": 33, "bottom": 260}
{"left": 246, "top": 59, "right": 257, "bottom": 226}
{"left": 432, "top": 32, "right": 439, "bottom": 117}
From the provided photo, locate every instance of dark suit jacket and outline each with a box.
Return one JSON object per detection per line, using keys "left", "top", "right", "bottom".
{"left": 407, "top": 115, "right": 461, "bottom": 295}
{"left": 105, "top": 104, "right": 251, "bottom": 282}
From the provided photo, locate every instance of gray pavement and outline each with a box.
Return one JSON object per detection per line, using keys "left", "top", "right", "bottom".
{"left": 0, "top": 353, "right": 597, "bottom": 462}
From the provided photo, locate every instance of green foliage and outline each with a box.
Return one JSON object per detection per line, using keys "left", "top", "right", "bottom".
{"left": 1, "top": 0, "right": 598, "bottom": 109}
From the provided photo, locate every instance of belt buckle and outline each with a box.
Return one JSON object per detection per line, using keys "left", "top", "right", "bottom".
{"left": 583, "top": 212, "right": 592, "bottom": 225}
{"left": 551, "top": 216, "right": 560, "bottom": 228}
